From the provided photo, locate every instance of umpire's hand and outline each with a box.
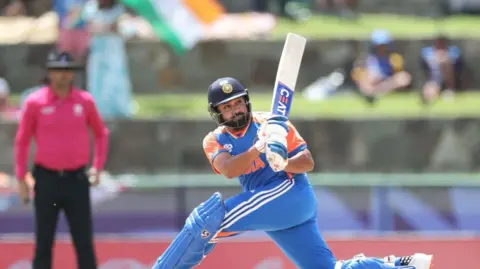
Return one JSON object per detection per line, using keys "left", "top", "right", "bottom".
{"left": 17, "top": 180, "right": 31, "bottom": 206}
{"left": 88, "top": 167, "right": 101, "bottom": 186}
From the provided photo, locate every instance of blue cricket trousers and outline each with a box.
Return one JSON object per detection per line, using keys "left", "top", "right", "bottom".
{"left": 217, "top": 174, "right": 336, "bottom": 269}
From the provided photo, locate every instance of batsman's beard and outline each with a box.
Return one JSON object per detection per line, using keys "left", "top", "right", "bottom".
{"left": 223, "top": 112, "right": 250, "bottom": 131}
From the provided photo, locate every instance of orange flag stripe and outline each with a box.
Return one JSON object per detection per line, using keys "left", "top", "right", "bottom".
{"left": 182, "top": 0, "right": 225, "bottom": 24}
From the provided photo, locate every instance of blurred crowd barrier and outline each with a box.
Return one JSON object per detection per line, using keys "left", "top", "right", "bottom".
{"left": 1, "top": 172, "right": 480, "bottom": 234}
{"left": 0, "top": 12, "right": 58, "bottom": 44}
{"left": 0, "top": 10, "right": 276, "bottom": 45}
{"left": 3, "top": 0, "right": 479, "bottom": 18}
{"left": 5, "top": 13, "right": 276, "bottom": 42}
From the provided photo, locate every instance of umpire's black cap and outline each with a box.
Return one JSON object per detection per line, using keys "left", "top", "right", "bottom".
{"left": 46, "top": 50, "right": 83, "bottom": 70}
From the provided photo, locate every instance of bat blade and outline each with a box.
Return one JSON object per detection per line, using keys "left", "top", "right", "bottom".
{"left": 270, "top": 33, "right": 307, "bottom": 118}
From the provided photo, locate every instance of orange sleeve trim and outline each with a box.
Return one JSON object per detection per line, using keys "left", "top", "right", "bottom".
{"left": 286, "top": 121, "right": 306, "bottom": 153}
{"left": 215, "top": 231, "right": 240, "bottom": 238}
{"left": 203, "top": 132, "right": 227, "bottom": 174}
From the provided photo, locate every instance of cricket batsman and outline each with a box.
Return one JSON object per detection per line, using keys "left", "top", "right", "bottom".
{"left": 152, "top": 77, "right": 433, "bottom": 269}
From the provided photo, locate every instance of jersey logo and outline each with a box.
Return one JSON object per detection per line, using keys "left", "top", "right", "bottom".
{"left": 245, "top": 158, "right": 266, "bottom": 175}
{"left": 224, "top": 144, "right": 233, "bottom": 153}
{"left": 221, "top": 83, "right": 233, "bottom": 94}
{"left": 201, "top": 229, "right": 211, "bottom": 239}
{"left": 73, "top": 104, "right": 83, "bottom": 116}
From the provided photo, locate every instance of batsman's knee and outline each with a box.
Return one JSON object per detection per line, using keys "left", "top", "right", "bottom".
{"left": 152, "top": 192, "right": 226, "bottom": 269}
{"left": 186, "top": 192, "right": 225, "bottom": 236}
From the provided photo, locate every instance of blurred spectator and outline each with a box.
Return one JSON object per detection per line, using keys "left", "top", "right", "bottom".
{"left": 84, "top": 0, "right": 133, "bottom": 119}
{"left": 0, "top": 76, "right": 19, "bottom": 121}
{"left": 316, "top": 0, "right": 357, "bottom": 19}
{"left": 0, "top": 77, "right": 10, "bottom": 115}
{"left": 350, "top": 30, "right": 412, "bottom": 104}
{"left": 55, "top": 0, "right": 90, "bottom": 62}
{"left": 2, "top": 0, "right": 26, "bottom": 16}
{"left": 443, "top": 0, "right": 480, "bottom": 15}
{"left": 252, "top": 0, "right": 311, "bottom": 21}
{"left": 420, "top": 35, "right": 468, "bottom": 104}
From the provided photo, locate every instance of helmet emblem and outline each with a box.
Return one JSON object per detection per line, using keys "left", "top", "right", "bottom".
{"left": 221, "top": 83, "right": 233, "bottom": 94}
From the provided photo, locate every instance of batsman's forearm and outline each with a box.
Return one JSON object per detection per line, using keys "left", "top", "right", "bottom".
{"left": 222, "top": 147, "right": 261, "bottom": 179}
{"left": 283, "top": 151, "right": 314, "bottom": 174}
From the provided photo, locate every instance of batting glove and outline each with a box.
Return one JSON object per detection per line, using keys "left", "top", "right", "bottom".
{"left": 265, "top": 116, "right": 289, "bottom": 137}
{"left": 254, "top": 122, "right": 268, "bottom": 153}
{"left": 265, "top": 116, "right": 289, "bottom": 172}
{"left": 255, "top": 115, "right": 289, "bottom": 153}
{"left": 266, "top": 141, "right": 288, "bottom": 172}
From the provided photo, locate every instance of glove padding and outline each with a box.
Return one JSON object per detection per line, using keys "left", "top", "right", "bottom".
{"left": 255, "top": 115, "right": 289, "bottom": 154}
{"left": 254, "top": 120, "right": 268, "bottom": 153}
{"left": 264, "top": 115, "right": 290, "bottom": 172}
{"left": 264, "top": 116, "right": 289, "bottom": 139}
{"left": 266, "top": 141, "right": 288, "bottom": 172}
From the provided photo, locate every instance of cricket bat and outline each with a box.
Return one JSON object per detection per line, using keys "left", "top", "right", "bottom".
{"left": 270, "top": 33, "right": 307, "bottom": 118}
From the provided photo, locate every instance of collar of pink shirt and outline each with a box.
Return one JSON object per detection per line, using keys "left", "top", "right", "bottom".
{"left": 45, "top": 86, "right": 80, "bottom": 102}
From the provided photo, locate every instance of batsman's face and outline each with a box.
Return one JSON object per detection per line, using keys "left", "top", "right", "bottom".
{"left": 48, "top": 69, "right": 74, "bottom": 88}
{"left": 217, "top": 97, "right": 248, "bottom": 122}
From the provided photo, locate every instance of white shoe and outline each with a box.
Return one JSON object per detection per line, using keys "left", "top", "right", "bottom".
{"left": 352, "top": 253, "right": 366, "bottom": 260}
{"left": 383, "top": 255, "right": 396, "bottom": 266}
{"left": 408, "top": 253, "right": 433, "bottom": 269}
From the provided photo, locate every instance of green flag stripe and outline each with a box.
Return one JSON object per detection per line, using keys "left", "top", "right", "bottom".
{"left": 121, "top": 0, "right": 185, "bottom": 54}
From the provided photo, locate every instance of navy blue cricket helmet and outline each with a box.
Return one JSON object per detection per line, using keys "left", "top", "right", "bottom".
{"left": 207, "top": 77, "right": 252, "bottom": 129}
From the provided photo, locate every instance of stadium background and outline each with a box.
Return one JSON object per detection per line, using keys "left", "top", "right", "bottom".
{"left": 1, "top": 0, "right": 480, "bottom": 268}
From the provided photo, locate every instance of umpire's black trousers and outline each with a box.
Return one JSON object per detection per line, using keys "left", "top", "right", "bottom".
{"left": 32, "top": 164, "right": 97, "bottom": 269}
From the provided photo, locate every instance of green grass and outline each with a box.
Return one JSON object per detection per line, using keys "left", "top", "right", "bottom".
{"left": 271, "top": 14, "right": 480, "bottom": 39}
{"left": 130, "top": 91, "right": 480, "bottom": 119}
{"left": 10, "top": 91, "right": 480, "bottom": 119}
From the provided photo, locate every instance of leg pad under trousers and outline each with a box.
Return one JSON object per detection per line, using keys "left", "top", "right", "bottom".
{"left": 151, "top": 192, "right": 225, "bottom": 269}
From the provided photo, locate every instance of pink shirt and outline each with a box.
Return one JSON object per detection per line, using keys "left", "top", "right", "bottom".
{"left": 14, "top": 86, "right": 109, "bottom": 180}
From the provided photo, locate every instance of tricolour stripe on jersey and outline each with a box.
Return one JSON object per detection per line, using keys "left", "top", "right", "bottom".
{"left": 220, "top": 179, "right": 295, "bottom": 231}
{"left": 223, "top": 179, "right": 290, "bottom": 221}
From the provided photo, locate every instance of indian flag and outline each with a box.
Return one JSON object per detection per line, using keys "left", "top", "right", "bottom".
{"left": 121, "top": 0, "right": 224, "bottom": 54}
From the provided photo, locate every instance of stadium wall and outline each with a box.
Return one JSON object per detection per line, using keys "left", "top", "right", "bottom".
{"left": 2, "top": 118, "right": 480, "bottom": 174}
{"left": 2, "top": 39, "right": 480, "bottom": 94}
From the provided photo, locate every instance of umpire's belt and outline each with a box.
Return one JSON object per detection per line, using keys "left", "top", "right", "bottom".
{"left": 34, "top": 164, "right": 86, "bottom": 177}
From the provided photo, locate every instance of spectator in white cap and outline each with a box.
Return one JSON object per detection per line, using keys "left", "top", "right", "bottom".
{"left": 350, "top": 29, "right": 412, "bottom": 104}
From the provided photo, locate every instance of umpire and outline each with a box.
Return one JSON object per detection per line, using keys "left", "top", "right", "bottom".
{"left": 14, "top": 50, "right": 109, "bottom": 269}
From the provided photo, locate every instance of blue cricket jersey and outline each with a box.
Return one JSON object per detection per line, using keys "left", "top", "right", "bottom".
{"left": 365, "top": 52, "right": 404, "bottom": 80}
{"left": 421, "top": 45, "right": 461, "bottom": 83}
{"left": 203, "top": 112, "right": 308, "bottom": 192}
